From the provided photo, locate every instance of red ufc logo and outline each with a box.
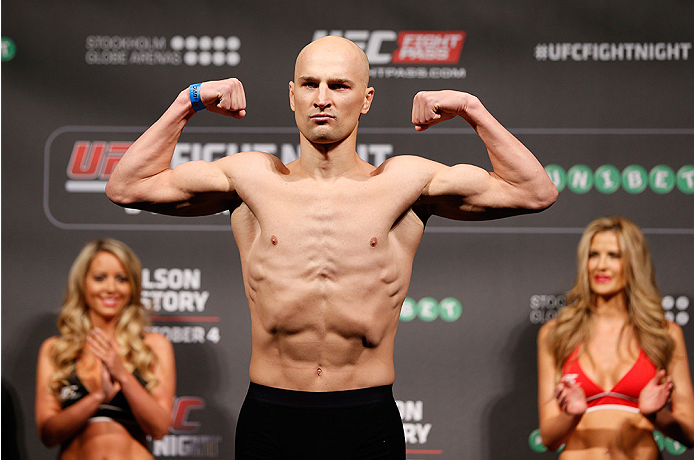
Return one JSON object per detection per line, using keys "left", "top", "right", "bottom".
{"left": 66, "top": 141, "right": 131, "bottom": 179}
{"left": 170, "top": 396, "right": 206, "bottom": 433}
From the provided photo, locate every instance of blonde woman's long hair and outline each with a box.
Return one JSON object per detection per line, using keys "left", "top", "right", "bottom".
{"left": 549, "top": 216, "right": 673, "bottom": 374}
{"left": 49, "top": 238, "right": 158, "bottom": 397}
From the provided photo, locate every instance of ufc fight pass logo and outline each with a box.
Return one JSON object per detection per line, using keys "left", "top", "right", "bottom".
{"left": 313, "top": 30, "right": 467, "bottom": 79}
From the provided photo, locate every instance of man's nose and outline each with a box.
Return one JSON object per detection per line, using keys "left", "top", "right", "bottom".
{"left": 314, "top": 85, "right": 331, "bottom": 109}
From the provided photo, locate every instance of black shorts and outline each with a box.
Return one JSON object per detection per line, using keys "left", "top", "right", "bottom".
{"left": 235, "top": 383, "right": 406, "bottom": 460}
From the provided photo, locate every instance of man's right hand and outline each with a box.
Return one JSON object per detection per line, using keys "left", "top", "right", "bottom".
{"left": 197, "top": 77, "right": 247, "bottom": 119}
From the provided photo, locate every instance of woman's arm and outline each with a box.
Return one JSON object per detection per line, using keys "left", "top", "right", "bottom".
{"left": 35, "top": 337, "right": 113, "bottom": 447}
{"left": 643, "top": 322, "right": 694, "bottom": 448}
{"left": 537, "top": 321, "right": 585, "bottom": 451}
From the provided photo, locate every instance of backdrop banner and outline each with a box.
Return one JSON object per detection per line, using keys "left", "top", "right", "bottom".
{"left": 2, "top": 1, "right": 692, "bottom": 459}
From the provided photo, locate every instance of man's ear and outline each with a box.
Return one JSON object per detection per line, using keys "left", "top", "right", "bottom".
{"left": 361, "top": 87, "right": 375, "bottom": 115}
{"left": 288, "top": 81, "right": 296, "bottom": 112}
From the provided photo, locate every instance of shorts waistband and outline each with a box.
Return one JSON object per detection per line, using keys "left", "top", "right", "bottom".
{"left": 246, "top": 382, "right": 394, "bottom": 409}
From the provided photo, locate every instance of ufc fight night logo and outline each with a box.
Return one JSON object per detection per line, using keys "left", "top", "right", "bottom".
{"left": 152, "top": 396, "right": 223, "bottom": 457}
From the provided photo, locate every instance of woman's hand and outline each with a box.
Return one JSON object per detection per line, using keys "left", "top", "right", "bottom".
{"left": 87, "top": 328, "right": 127, "bottom": 399}
{"left": 555, "top": 375, "right": 587, "bottom": 415}
{"left": 98, "top": 363, "right": 120, "bottom": 403}
{"left": 640, "top": 369, "right": 674, "bottom": 416}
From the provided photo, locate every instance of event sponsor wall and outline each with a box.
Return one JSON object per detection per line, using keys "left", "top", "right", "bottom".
{"left": 2, "top": 1, "right": 692, "bottom": 459}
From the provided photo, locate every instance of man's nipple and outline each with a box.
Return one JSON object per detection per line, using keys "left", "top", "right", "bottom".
{"left": 370, "top": 237, "right": 378, "bottom": 248}
{"left": 271, "top": 235, "right": 278, "bottom": 246}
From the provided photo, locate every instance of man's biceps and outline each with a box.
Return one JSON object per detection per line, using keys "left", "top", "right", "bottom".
{"left": 172, "top": 163, "right": 227, "bottom": 190}
{"left": 426, "top": 165, "right": 476, "bottom": 195}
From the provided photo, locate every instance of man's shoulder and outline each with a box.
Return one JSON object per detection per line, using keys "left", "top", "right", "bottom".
{"left": 217, "top": 150, "right": 289, "bottom": 175}
{"left": 373, "top": 155, "right": 443, "bottom": 182}
{"left": 381, "top": 154, "right": 442, "bottom": 169}
{"left": 222, "top": 150, "right": 284, "bottom": 164}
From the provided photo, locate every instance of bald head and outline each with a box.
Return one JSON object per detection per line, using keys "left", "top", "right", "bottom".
{"left": 295, "top": 36, "right": 370, "bottom": 89}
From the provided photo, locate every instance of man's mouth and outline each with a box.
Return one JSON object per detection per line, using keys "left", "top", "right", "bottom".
{"left": 310, "top": 113, "right": 334, "bottom": 122}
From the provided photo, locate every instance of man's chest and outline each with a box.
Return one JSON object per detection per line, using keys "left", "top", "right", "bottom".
{"left": 247, "top": 177, "right": 416, "bottom": 226}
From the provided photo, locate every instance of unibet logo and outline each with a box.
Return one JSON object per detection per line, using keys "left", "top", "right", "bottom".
{"left": 546, "top": 164, "right": 694, "bottom": 194}
{"left": 400, "top": 297, "right": 462, "bottom": 322}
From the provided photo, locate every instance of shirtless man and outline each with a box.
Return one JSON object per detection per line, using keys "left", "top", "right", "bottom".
{"left": 106, "top": 36, "right": 558, "bottom": 459}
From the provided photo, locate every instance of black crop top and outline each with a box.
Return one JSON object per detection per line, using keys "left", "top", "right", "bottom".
{"left": 59, "top": 369, "right": 148, "bottom": 426}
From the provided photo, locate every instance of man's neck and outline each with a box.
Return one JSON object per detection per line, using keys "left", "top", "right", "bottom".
{"left": 297, "top": 134, "right": 362, "bottom": 179}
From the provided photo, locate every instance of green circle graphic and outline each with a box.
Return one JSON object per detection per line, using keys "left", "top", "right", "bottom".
{"left": 649, "top": 165, "right": 675, "bottom": 194}
{"left": 567, "top": 165, "right": 593, "bottom": 194}
{"left": 528, "top": 429, "right": 547, "bottom": 453}
{"left": 665, "top": 437, "right": 687, "bottom": 455}
{"left": 1, "top": 37, "right": 17, "bottom": 62}
{"left": 676, "top": 165, "right": 694, "bottom": 194}
{"left": 653, "top": 430, "right": 665, "bottom": 451}
{"left": 417, "top": 297, "right": 439, "bottom": 322}
{"left": 528, "top": 429, "right": 564, "bottom": 453}
{"left": 594, "top": 165, "right": 620, "bottom": 194}
{"left": 438, "top": 297, "right": 462, "bottom": 322}
{"left": 545, "top": 164, "right": 566, "bottom": 192}
{"left": 400, "top": 297, "right": 417, "bottom": 322}
{"left": 621, "top": 165, "right": 648, "bottom": 194}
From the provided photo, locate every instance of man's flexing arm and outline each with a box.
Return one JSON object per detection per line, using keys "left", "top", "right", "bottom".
{"left": 106, "top": 78, "right": 248, "bottom": 216}
{"left": 411, "top": 90, "right": 558, "bottom": 220}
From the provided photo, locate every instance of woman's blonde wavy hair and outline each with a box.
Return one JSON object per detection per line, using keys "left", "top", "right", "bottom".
{"left": 549, "top": 216, "right": 673, "bottom": 374}
{"left": 49, "top": 238, "right": 158, "bottom": 397}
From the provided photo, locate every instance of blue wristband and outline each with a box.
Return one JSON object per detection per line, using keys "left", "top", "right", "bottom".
{"left": 189, "top": 83, "right": 206, "bottom": 112}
